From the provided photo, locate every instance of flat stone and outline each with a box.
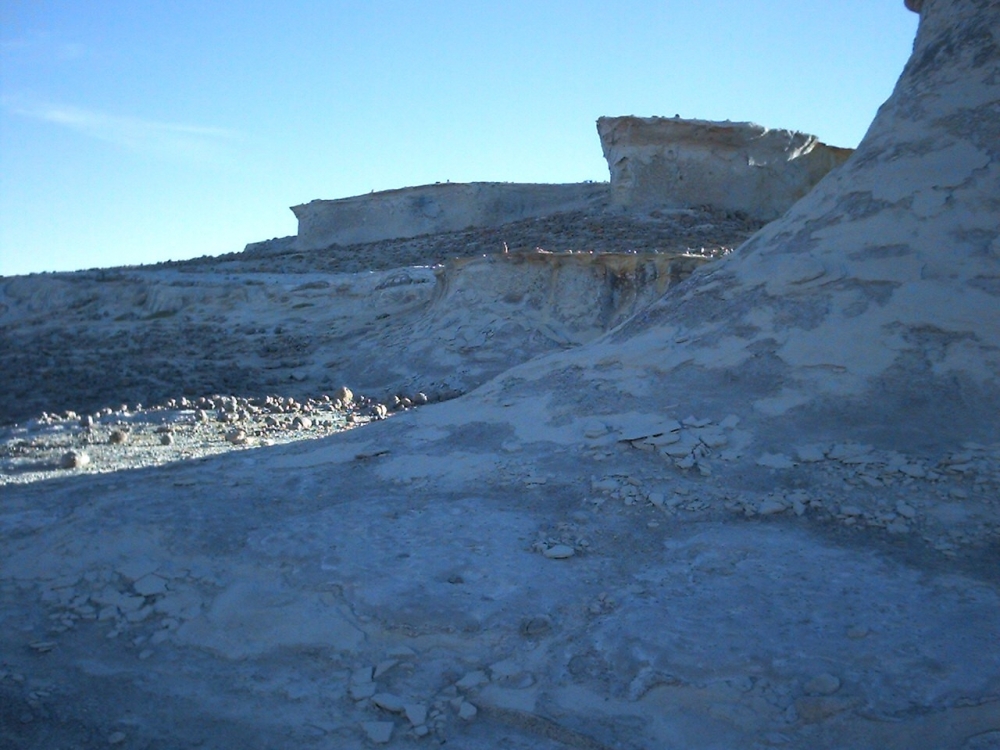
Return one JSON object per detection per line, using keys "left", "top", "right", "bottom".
{"left": 899, "top": 463, "right": 926, "bottom": 478}
{"left": 133, "top": 574, "right": 168, "bottom": 597}
{"left": 756, "top": 453, "right": 795, "bottom": 469}
{"left": 400, "top": 703, "right": 426, "bottom": 727}
{"left": 543, "top": 544, "right": 575, "bottom": 559}
{"left": 795, "top": 444, "right": 828, "bottom": 463}
{"left": 695, "top": 427, "right": 728, "bottom": 448}
{"left": 458, "top": 701, "right": 478, "bottom": 721}
{"left": 804, "top": 673, "right": 841, "bottom": 696}
{"left": 373, "top": 659, "right": 398, "bottom": 679}
{"left": 645, "top": 431, "right": 682, "bottom": 446}
{"left": 757, "top": 499, "right": 787, "bottom": 516}
{"left": 350, "top": 681, "right": 377, "bottom": 701}
{"left": 361, "top": 721, "right": 394, "bottom": 744}
{"left": 661, "top": 439, "right": 695, "bottom": 457}
{"left": 371, "top": 693, "right": 406, "bottom": 713}
{"left": 456, "top": 670, "right": 489, "bottom": 690}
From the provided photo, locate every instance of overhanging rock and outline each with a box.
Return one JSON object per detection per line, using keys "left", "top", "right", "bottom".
{"left": 597, "top": 116, "right": 853, "bottom": 220}
{"left": 291, "top": 181, "right": 609, "bottom": 252}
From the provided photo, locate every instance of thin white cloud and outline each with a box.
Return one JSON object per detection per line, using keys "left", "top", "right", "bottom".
{"left": 2, "top": 98, "right": 240, "bottom": 162}
{"left": 0, "top": 32, "right": 88, "bottom": 62}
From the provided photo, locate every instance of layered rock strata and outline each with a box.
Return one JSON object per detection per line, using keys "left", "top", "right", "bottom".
{"left": 597, "top": 116, "right": 853, "bottom": 219}
{"left": 291, "top": 181, "right": 609, "bottom": 251}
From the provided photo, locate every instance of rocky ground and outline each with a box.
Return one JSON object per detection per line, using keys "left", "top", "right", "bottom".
{"left": 3, "top": 12, "right": 1000, "bottom": 739}
{"left": 0, "top": 206, "right": 759, "bottom": 428}
{"left": 1, "top": 200, "right": 997, "bottom": 749}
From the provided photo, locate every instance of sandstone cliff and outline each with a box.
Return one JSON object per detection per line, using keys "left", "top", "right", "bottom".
{"left": 597, "top": 116, "right": 853, "bottom": 219}
{"left": 291, "top": 181, "right": 608, "bottom": 252}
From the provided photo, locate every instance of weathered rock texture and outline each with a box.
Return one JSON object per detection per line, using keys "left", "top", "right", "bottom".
{"left": 2, "top": 5, "right": 999, "bottom": 750}
{"left": 291, "top": 181, "right": 608, "bottom": 251}
{"left": 0, "top": 250, "right": 707, "bottom": 424}
{"left": 597, "top": 116, "right": 853, "bottom": 219}
{"left": 565, "top": 0, "right": 999, "bottom": 451}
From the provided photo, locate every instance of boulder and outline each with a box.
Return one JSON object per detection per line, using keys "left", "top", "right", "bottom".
{"left": 597, "top": 116, "right": 852, "bottom": 220}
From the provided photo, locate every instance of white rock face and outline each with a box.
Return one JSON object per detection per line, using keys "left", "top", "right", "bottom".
{"left": 291, "top": 181, "right": 608, "bottom": 251}
{"left": 588, "top": 0, "right": 1000, "bottom": 448}
{"left": 597, "top": 116, "right": 853, "bottom": 219}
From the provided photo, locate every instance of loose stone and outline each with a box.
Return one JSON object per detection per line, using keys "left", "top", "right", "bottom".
{"left": 60, "top": 451, "right": 91, "bottom": 469}
{"left": 361, "top": 721, "right": 394, "bottom": 744}
{"left": 458, "top": 701, "right": 478, "bottom": 721}
{"left": 405, "top": 703, "right": 428, "bottom": 726}
{"left": 543, "top": 544, "right": 575, "bottom": 559}
{"left": 804, "top": 673, "right": 841, "bottom": 695}
{"left": 455, "top": 670, "right": 489, "bottom": 690}
{"left": 372, "top": 693, "right": 406, "bottom": 713}
{"left": 225, "top": 429, "right": 247, "bottom": 445}
{"left": 757, "top": 498, "right": 787, "bottom": 516}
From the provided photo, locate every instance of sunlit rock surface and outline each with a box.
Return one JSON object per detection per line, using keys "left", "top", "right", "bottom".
{"left": 597, "top": 116, "right": 853, "bottom": 219}
{"left": 589, "top": 0, "right": 1000, "bottom": 449}
{"left": 291, "top": 181, "right": 609, "bottom": 251}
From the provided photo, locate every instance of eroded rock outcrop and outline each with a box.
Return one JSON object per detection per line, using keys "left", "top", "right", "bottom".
{"left": 597, "top": 116, "right": 853, "bottom": 220}
{"left": 291, "top": 181, "right": 608, "bottom": 251}
{"left": 520, "top": 0, "right": 999, "bottom": 453}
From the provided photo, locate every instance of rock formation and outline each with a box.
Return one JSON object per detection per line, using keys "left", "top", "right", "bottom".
{"left": 597, "top": 116, "right": 853, "bottom": 219}
{"left": 283, "top": 118, "right": 845, "bottom": 256}
{"left": 291, "top": 181, "right": 608, "bottom": 251}
{"left": 2, "top": 3, "right": 998, "bottom": 749}
{"left": 583, "top": 0, "right": 1000, "bottom": 450}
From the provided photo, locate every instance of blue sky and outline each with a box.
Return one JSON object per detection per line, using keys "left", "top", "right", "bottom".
{"left": 1, "top": 1, "right": 919, "bottom": 276}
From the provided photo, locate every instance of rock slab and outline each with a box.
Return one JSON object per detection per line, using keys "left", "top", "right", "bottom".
{"left": 597, "top": 116, "right": 852, "bottom": 219}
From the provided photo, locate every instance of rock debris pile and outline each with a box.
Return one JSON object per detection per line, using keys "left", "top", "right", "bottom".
{"left": 0, "top": 387, "right": 432, "bottom": 485}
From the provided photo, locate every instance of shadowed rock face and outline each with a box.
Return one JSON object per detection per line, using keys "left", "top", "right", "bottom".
{"left": 597, "top": 116, "right": 852, "bottom": 220}
{"left": 581, "top": 0, "right": 999, "bottom": 450}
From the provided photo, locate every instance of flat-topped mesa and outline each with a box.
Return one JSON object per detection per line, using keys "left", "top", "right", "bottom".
{"left": 597, "top": 116, "right": 853, "bottom": 220}
{"left": 290, "top": 181, "right": 608, "bottom": 252}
